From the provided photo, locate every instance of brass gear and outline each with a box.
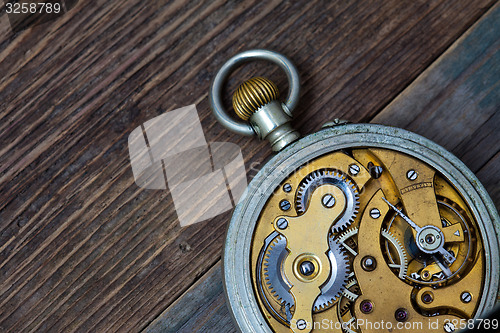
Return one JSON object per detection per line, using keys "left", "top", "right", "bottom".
{"left": 262, "top": 235, "right": 351, "bottom": 312}
{"left": 296, "top": 169, "right": 359, "bottom": 233}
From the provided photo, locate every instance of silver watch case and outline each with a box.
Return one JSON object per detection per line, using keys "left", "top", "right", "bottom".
{"left": 223, "top": 123, "right": 500, "bottom": 333}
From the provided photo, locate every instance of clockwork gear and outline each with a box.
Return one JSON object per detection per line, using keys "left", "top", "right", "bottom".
{"left": 261, "top": 231, "right": 350, "bottom": 314}
{"left": 336, "top": 227, "right": 359, "bottom": 257}
{"left": 340, "top": 277, "right": 360, "bottom": 303}
{"left": 380, "top": 228, "right": 408, "bottom": 279}
{"left": 296, "top": 169, "right": 360, "bottom": 233}
{"left": 383, "top": 197, "right": 475, "bottom": 286}
{"left": 314, "top": 240, "right": 350, "bottom": 311}
{"left": 249, "top": 147, "right": 493, "bottom": 333}
{"left": 337, "top": 278, "right": 361, "bottom": 333}
{"left": 263, "top": 234, "right": 294, "bottom": 307}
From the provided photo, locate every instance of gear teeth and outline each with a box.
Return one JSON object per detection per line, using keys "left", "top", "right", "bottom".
{"left": 381, "top": 229, "right": 408, "bottom": 279}
{"left": 295, "top": 169, "right": 361, "bottom": 233}
{"left": 261, "top": 235, "right": 294, "bottom": 306}
{"left": 342, "top": 288, "right": 359, "bottom": 302}
{"left": 337, "top": 227, "right": 359, "bottom": 245}
{"left": 344, "top": 277, "right": 358, "bottom": 289}
{"left": 337, "top": 277, "right": 360, "bottom": 331}
{"left": 313, "top": 240, "right": 351, "bottom": 311}
{"left": 264, "top": 168, "right": 362, "bottom": 311}
{"left": 340, "top": 301, "right": 353, "bottom": 316}
{"left": 296, "top": 169, "right": 360, "bottom": 216}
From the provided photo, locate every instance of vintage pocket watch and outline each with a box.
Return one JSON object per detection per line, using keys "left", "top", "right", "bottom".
{"left": 209, "top": 50, "right": 499, "bottom": 333}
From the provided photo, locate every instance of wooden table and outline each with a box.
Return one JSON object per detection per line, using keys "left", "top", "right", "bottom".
{"left": 0, "top": 1, "right": 498, "bottom": 332}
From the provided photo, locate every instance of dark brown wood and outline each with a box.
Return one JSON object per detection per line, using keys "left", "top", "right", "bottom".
{"left": 0, "top": 0, "right": 497, "bottom": 332}
{"left": 145, "top": 263, "right": 235, "bottom": 333}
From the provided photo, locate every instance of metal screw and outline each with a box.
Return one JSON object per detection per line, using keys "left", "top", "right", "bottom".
{"left": 425, "top": 235, "right": 436, "bottom": 244}
{"left": 443, "top": 321, "right": 455, "bottom": 332}
{"left": 322, "top": 194, "right": 335, "bottom": 208}
{"left": 349, "top": 164, "right": 360, "bottom": 176}
{"left": 322, "top": 118, "right": 350, "bottom": 128}
{"left": 360, "top": 300, "right": 373, "bottom": 313}
{"left": 422, "top": 291, "right": 433, "bottom": 304}
{"left": 407, "top": 169, "right": 418, "bottom": 181}
{"left": 296, "top": 319, "right": 307, "bottom": 330}
{"left": 395, "top": 308, "right": 408, "bottom": 322}
{"left": 370, "top": 208, "right": 381, "bottom": 219}
{"left": 280, "top": 200, "right": 291, "bottom": 211}
{"left": 361, "top": 256, "right": 377, "bottom": 271}
{"left": 277, "top": 218, "right": 288, "bottom": 230}
{"left": 299, "top": 261, "right": 315, "bottom": 276}
{"left": 461, "top": 292, "right": 472, "bottom": 303}
{"left": 283, "top": 183, "right": 292, "bottom": 192}
{"left": 368, "top": 162, "right": 383, "bottom": 179}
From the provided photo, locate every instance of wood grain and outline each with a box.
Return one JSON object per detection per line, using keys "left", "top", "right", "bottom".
{"left": 145, "top": 263, "right": 235, "bottom": 333}
{"left": 0, "top": 0, "right": 497, "bottom": 332}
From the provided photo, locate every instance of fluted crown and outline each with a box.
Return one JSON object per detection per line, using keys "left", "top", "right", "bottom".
{"left": 232, "top": 77, "right": 279, "bottom": 120}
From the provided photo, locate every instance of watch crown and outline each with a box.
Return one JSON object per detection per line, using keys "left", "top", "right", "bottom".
{"left": 231, "top": 76, "right": 298, "bottom": 152}
{"left": 232, "top": 77, "right": 279, "bottom": 120}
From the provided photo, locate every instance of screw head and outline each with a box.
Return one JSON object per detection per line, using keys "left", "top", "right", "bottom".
{"left": 322, "top": 194, "right": 336, "bottom": 208}
{"left": 425, "top": 234, "right": 436, "bottom": 244}
{"left": 370, "top": 208, "right": 381, "bottom": 219}
{"left": 360, "top": 300, "right": 373, "bottom": 313}
{"left": 280, "top": 200, "right": 291, "bottom": 211}
{"left": 461, "top": 292, "right": 472, "bottom": 303}
{"left": 299, "top": 261, "right": 315, "bottom": 276}
{"left": 322, "top": 118, "right": 350, "bottom": 127}
{"left": 296, "top": 319, "right": 307, "bottom": 330}
{"left": 443, "top": 321, "right": 455, "bottom": 332}
{"left": 277, "top": 218, "right": 288, "bottom": 230}
{"left": 368, "top": 162, "right": 383, "bottom": 179}
{"left": 283, "top": 183, "right": 292, "bottom": 193}
{"left": 349, "top": 164, "right": 360, "bottom": 176}
{"left": 395, "top": 308, "right": 408, "bottom": 322}
{"left": 361, "top": 256, "right": 377, "bottom": 271}
{"left": 422, "top": 291, "right": 434, "bottom": 304}
{"left": 407, "top": 169, "right": 418, "bottom": 181}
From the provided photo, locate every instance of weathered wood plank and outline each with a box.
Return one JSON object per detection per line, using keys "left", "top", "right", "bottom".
{"left": 154, "top": 4, "right": 500, "bottom": 332}
{"left": 145, "top": 262, "right": 235, "bottom": 333}
{"left": 0, "top": 0, "right": 496, "bottom": 332}
{"left": 478, "top": 152, "right": 500, "bottom": 214}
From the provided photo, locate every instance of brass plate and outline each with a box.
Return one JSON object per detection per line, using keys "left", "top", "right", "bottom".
{"left": 251, "top": 148, "right": 485, "bottom": 332}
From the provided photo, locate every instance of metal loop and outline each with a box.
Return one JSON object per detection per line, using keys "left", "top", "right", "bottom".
{"left": 209, "top": 49, "right": 301, "bottom": 136}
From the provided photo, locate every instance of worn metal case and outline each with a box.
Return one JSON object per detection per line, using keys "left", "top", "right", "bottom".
{"left": 223, "top": 124, "right": 500, "bottom": 332}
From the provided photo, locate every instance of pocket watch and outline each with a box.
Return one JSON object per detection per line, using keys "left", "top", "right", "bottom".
{"left": 209, "top": 50, "right": 499, "bottom": 333}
